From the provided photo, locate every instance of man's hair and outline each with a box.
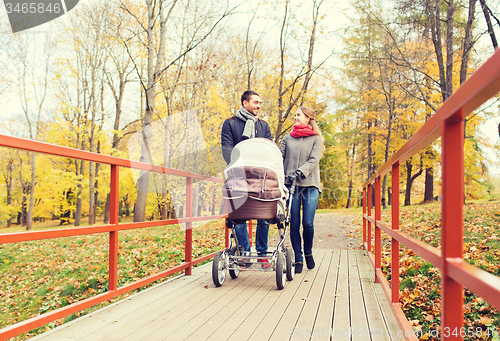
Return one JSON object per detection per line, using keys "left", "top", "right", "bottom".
{"left": 241, "top": 90, "right": 259, "bottom": 105}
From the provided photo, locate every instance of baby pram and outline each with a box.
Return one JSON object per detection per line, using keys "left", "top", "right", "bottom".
{"left": 212, "top": 138, "right": 296, "bottom": 290}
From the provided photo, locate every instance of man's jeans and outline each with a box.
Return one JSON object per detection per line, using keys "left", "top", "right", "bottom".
{"left": 290, "top": 186, "right": 319, "bottom": 263}
{"left": 234, "top": 220, "right": 269, "bottom": 256}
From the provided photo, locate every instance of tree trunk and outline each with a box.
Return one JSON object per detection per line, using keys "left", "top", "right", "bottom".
{"left": 74, "top": 160, "right": 84, "bottom": 226}
{"left": 405, "top": 160, "right": 423, "bottom": 206}
{"left": 21, "top": 191, "right": 27, "bottom": 227}
{"left": 405, "top": 161, "right": 412, "bottom": 206}
{"left": 192, "top": 183, "right": 199, "bottom": 218}
{"left": 479, "top": 0, "right": 498, "bottom": 50}
{"left": 103, "top": 48, "right": 129, "bottom": 224}
{"left": 445, "top": 0, "right": 455, "bottom": 100}
{"left": 367, "top": 120, "right": 373, "bottom": 180}
{"left": 346, "top": 179, "right": 353, "bottom": 208}
{"left": 134, "top": 0, "right": 168, "bottom": 223}
{"left": 382, "top": 174, "right": 388, "bottom": 209}
{"left": 104, "top": 193, "right": 111, "bottom": 224}
{"left": 26, "top": 153, "right": 37, "bottom": 230}
{"left": 5, "top": 159, "right": 14, "bottom": 227}
{"left": 424, "top": 167, "right": 434, "bottom": 202}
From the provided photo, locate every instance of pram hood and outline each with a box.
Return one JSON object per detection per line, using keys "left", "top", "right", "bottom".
{"left": 223, "top": 138, "right": 286, "bottom": 201}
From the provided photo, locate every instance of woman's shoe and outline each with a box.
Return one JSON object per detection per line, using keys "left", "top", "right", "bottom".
{"left": 295, "top": 262, "right": 303, "bottom": 274}
{"left": 305, "top": 254, "right": 315, "bottom": 269}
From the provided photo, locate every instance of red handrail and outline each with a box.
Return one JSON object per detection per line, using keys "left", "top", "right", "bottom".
{"left": 363, "top": 48, "right": 500, "bottom": 340}
{"left": 0, "top": 134, "right": 226, "bottom": 340}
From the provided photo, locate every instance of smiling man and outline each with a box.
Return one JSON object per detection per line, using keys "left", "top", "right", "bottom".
{"left": 221, "top": 90, "right": 272, "bottom": 267}
{"left": 221, "top": 90, "right": 272, "bottom": 163}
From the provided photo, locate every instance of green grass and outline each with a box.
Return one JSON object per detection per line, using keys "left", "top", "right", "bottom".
{"left": 365, "top": 200, "right": 500, "bottom": 340}
{"left": 0, "top": 218, "right": 225, "bottom": 339}
{"left": 318, "top": 200, "right": 500, "bottom": 340}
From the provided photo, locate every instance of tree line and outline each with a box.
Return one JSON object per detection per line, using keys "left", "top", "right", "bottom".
{"left": 0, "top": 0, "right": 499, "bottom": 230}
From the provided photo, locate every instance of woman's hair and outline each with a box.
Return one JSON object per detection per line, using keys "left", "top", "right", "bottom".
{"left": 297, "top": 106, "right": 325, "bottom": 152}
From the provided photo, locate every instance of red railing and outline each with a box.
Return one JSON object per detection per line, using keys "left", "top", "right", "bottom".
{"left": 363, "top": 48, "right": 500, "bottom": 340}
{"left": 0, "top": 135, "right": 226, "bottom": 340}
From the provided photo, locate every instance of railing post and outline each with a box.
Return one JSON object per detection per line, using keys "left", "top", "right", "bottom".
{"left": 367, "top": 184, "right": 372, "bottom": 252}
{"left": 441, "top": 113, "right": 464, "bottom": 340}
{"left": 391, "top": 163, "right": 400, "bottom": 304}
{"left": 362, "top": 187, "right": 367, "bottom": 248}
{"left": 109, "top": 165, "right": 119, "bottom": 292}
{"left": 375, "top": 177, "right": 381, "bottom": 283}
{"left": 185, "top": 177, "right": 193, "bottom": 275}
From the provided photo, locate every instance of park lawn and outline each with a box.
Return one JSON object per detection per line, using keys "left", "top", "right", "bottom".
{"left": 0, "top": 218, "right": 226, "bottom": 339}
{"left": 339, "top": 200, "right": 500, "bottom": 340}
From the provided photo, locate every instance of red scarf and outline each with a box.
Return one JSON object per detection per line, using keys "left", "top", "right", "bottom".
{"left": 290, "top": 124, "right": 316, "bottom": 138}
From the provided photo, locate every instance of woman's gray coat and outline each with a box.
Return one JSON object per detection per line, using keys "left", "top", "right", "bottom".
{"left": 279, "top": 134, "right": 322, "bottom": 191}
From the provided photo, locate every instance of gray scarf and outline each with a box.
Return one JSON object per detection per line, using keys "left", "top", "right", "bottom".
{"left": 236, "top": 106, "right": 258, "bottom": 139}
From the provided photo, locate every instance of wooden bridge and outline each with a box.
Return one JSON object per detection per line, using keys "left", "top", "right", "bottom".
{"left": 31, "top": 249, "right": 406, "bottom": 341}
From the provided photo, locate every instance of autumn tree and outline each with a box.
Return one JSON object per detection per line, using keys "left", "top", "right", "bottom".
{"left": 4, "top": 32, "right": 55, "bottom": 230}
{"left": 272, "top": 0, "right": 329, "bottom": 143}
{"left": 118, "top": 0, "right": 236, "bottom": 222}
{"left": 101, "top": 4, "right": 138, "bottom": 224}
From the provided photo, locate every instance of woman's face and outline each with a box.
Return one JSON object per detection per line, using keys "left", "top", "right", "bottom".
{"left": 294, "top": 110, "right": 310, "bottom": 126}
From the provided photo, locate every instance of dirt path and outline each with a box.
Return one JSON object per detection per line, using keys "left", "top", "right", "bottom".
{"left": 269, "top": 212, "right": 362, "bottom": 250}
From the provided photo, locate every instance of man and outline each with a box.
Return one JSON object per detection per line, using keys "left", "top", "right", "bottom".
{"left": 221, "top": 90, "right": 271, "bottom": 267}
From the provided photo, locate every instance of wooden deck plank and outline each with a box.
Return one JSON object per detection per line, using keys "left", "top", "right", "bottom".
{"left": 31, "top": 263, "right": 213, "bottom": 340}
{"left": 225, "top": 277, "right": 285, "bottom": 341}
{"left": 349, "top": 249, "right": 371, "bottom": 341}
{"left": 89, "top": 268, "right": 233, "bottom": 340}
{"left": 356, "top": 250, "right": 393, "bottom": 340}
{"left": 119, "top": 269, "right": 260, "bottom": 340}
{"left": 309, "top": 249, "right": 341, "bottom": 340}
{"left": 268, "top": 249, "right": 328, "bottom": 341}
{"left": 30, "top": 248, "right": 406, "bottom": 341}
{"left": 359, "top": 252, "right": 405, "bottom": 340}
{"left": 169, "top": 270, "right": 273, "bottom": 340}
{"left": 332, "top": 249, "right": 350, "bottom": 340}
{"left": 247, "top": 249, "right": 324, "bottom": 341}
{"left": 204, "top": 271, "right": 276, "bottom": 340}
{"left": 286, "top": 249, "right": 332, "bottom": 340}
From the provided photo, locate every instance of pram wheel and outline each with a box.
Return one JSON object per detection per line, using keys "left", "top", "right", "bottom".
{"left": 285, "top": 247, "right": 294, "bottom": 281}
{"left": 229, "top": 246, "right": 240, "bottom": 279}
{"left": 276, "top": 251, "right": 286, "bottom": 290}
{"left": 212, "top": 250, "right": 227, "bottom": 287}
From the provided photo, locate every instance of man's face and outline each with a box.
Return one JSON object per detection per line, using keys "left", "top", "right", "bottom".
{"left": 243, "top": 95, "right": 261, "bottom": 116}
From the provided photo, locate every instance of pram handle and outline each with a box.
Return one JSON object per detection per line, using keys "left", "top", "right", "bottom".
{"left": 285, "top": 176, "right": 297, "bottom": 225}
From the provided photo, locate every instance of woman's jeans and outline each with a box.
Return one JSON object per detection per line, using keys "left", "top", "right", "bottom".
{"left": 290, "top": 186, "right": 319, "bottom": 263}
{"left": 234, "top": 220, "right": 269, "bottom": 256}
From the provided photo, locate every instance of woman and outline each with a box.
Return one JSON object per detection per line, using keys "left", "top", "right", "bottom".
{"left": 279, "top": 106, "right": 324, "bottom": 274}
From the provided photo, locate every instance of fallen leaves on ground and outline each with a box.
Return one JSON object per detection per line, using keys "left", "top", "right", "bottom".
{"left": 355, "top": 200, "right": 500, "bottom": 340}
{"left": 0, "top": 219, "right": 225, "bottom": 339}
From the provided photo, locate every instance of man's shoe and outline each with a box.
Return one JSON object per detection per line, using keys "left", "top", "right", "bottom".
{"left": 305, "top": 254, "right": 315, "bottom": 269}
{"left": 295, "top": 262, "right": 303, "bottom": 274}
{"left": 258, "top": 258, "right": 271, "bottom": 269}
{"left": 238, "top": 258, "right": 252, "bottom": 267}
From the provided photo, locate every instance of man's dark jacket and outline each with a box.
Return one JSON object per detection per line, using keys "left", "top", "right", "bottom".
{"left": 221, "top": 116, "right": 272, "bottom": 164}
